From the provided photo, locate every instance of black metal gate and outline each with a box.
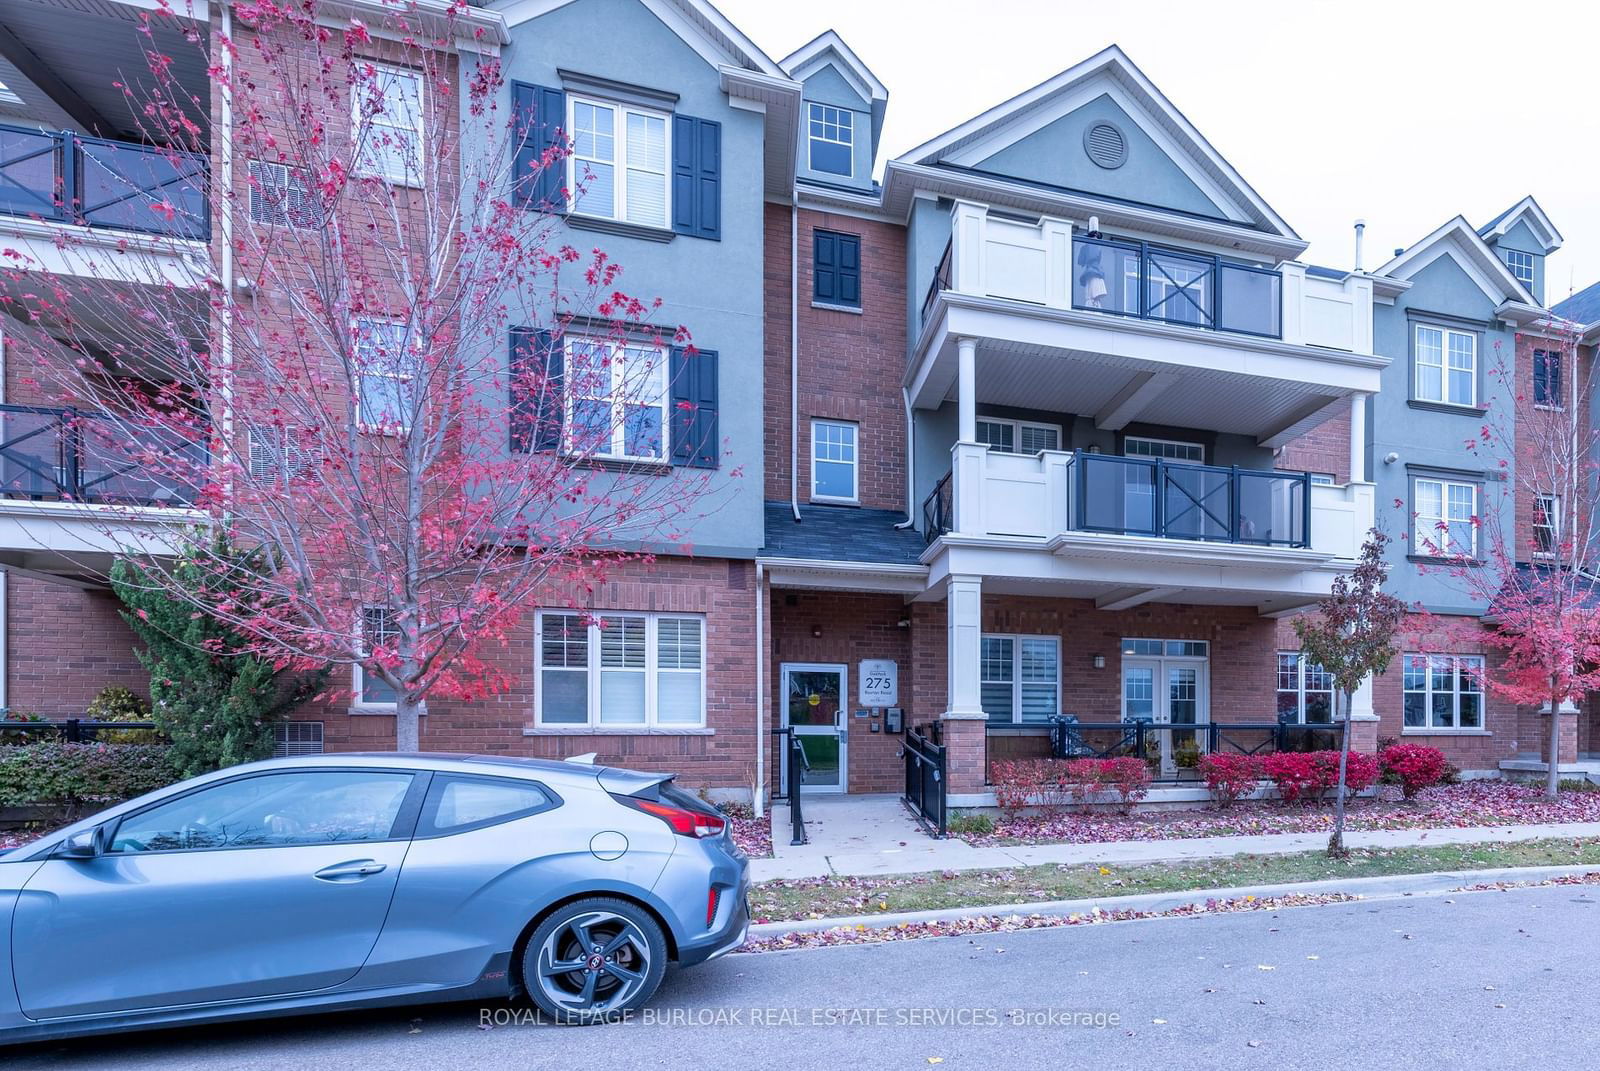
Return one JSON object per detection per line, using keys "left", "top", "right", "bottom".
{"left": 770, "top": 726, "right": 806, "bottom": 845}
{"left": 901, "top": 724, "right": 947, "bottom": 837}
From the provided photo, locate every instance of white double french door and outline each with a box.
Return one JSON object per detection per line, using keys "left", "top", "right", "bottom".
{"left": 1121, "top": 657, "right": 1209, "bottom": 774}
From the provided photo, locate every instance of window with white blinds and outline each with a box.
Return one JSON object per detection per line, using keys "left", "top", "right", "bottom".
{"left": 980, "top": 634, "right": 1060, "bottom": 725}
{"left": 569, "top": 95, "right": 670, "bottom": 228}
{"left": 536, "top": 611, "right": 705, "bottom": 727}
{"left": 976, "top": 418, "right": 1061, "bottom": 455}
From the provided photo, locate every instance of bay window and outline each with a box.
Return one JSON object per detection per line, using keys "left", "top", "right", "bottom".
{"left": 536, "top": 611, "right": 705, "bottom": 727}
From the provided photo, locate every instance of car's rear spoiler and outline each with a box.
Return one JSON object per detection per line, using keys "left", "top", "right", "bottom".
{"left": 594, "top": 764, "right": 674, "bottom": 798}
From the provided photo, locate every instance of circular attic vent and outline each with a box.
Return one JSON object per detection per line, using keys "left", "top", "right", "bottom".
{"left": 1083, "top": 121, "right": 1127, "bottom": 169}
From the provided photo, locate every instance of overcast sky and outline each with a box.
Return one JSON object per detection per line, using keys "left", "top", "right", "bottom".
{"left": 718, "top": 0, "right": 1600, "bottom": 302}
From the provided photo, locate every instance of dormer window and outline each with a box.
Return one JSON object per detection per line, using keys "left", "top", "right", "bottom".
{"left": 807, "top": 103, "right": 853, "bottom": 177}
{"left": 1504, "top": 249, "right": 1534, "bottom": 288}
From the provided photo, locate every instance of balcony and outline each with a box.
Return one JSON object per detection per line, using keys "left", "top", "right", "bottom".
{"left": 922, "top": 443, "right": 1373, "bottom": 611}
{"left": 0, "top": 124, "right": 208, "bottom": 240}
{"left": 0, "top": 404, "right": 204, "bottom": 508}
{"left": 910, "top": 202, "right": 1386, "bottom": 449}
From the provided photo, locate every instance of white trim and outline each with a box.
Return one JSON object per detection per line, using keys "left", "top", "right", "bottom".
{"left": 779, "top": 662, "right": 849, "bottom": 793}
{"left": 1534, "top": 493, "right": 1560, "bottom": 556}
{"left": 893, "top": 45, "right": 1296, "bottom": 239}
{"left": 1275, "top": 651, "right": 1334, "bottom": 725}
{"left": 806, "top": 102, "right": 854, "bottom": 179}
{"left": 534, "top": 610, "right": 707, "bottom": 729}
{"left": 566, "top": 93, "right": 671, "bottom": 229}
{"left": 979, "top": 632, "right": 1061, "bottom": 725}
{"left": 352, "top": 63, "right": 426, "bottom": 186}
{"left": 1411, "top": 322, "right": 1477, "bottom": 407}
{"left": 563, "top": 335, "right": 669, "bottom": 463}
{"left": 975, "top": 417, "right": 1062, "bottom": 455}
{"left": 1401, "top": 653, "right": 1486, "bottom": 731}
{"left": 352, "top": 606, "right": 400, "bottom": 711}
{"left": 1412, "top": 477, "right": 1479, "bottom": 558}
{"left": 809, "top": 418, "right": 859, "bottom": 504}
{"left": 779, "top": 30, "right": 888, "bottom": 104}
{"left": 1478, "top": 195, "right": 1563, "bottom": 253}
{"left": 495, "top": 0, "right": 784, "bottom": 77}
{"left": 1376, "top": 216, "right": 1537, "bottom": 306}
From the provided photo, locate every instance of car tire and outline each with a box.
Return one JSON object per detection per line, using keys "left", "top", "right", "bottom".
{"left": 521, "top": 897, "right": 669, "bottom": 1025}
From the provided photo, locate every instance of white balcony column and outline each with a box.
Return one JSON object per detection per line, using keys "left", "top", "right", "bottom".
{"left": 957, "top": 337, "right": 978, "bottom": 443}
{"left": 1348, "top": 673, "right": 1375, "bottom": 720}
{"left": 945, "top": 573, "right": 985, "bottom": 719}
{"left": 1348, "top": 392, "right": 1369, "bottom": 483}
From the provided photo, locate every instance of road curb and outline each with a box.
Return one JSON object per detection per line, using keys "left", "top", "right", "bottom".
{"left": 748, "top": 863, "right": 1600, "bottom": 937}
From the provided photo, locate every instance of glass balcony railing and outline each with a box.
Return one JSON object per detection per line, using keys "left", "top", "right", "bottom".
{"left": 0, "top": 123, "right": 208, "bottom": 239}
{"left": 0, "top": 404, "right": 206, "bottom": 508}
{"left": 1071, "top": 235, "right": 1282, "bottom": 339}
{"left": 1071, "top": 453, "right": 1309, "bottom": 547}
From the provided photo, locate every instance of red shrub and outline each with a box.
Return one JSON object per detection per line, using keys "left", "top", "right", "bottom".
{"left": 1197, "top": 753, "right": 1263, "bottom": 808}
{"left": 1380, "top": 743, "right": 1450, "bottom": 800}
{"left": 1332, "top": 751, "right": 1380, "bottom": 795}
{"left": 989, "top": 759, "right": 1077, "bottom": 818}
{"left": 1065, "top": 757, "right": 1151, "bottom": 813}
{"left": 1263, "top": 751, "right": 1338, "bottom": 804}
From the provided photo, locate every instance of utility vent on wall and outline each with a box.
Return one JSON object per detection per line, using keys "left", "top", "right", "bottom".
{"left": 248, "top": 159, "right": 316, "bottom": 228}
{"left": 274, "top": 721, "right": 324, "bottom": 757}
{"left": 1083, "top": 122, "right": 1127, "bottom": 169}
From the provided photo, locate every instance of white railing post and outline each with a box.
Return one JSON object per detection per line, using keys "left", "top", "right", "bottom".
{"left": 1279, "top": 262, "right": 1306, "bottom": 346}
{"left": 950, "top": 201, "right": 989, "bottom": 296}
{"left": 1043, "top": 450, "right": 1073, "bottom": 534}
{"left": 952, "top": 441, "right": 988, "bottom": 536}
{"left": 1042, "top": 217, "right": 1072, "bottom": 310}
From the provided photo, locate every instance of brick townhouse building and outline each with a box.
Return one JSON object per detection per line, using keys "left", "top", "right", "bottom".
{"left": 0, "top": 0, "right": 1596, "bottom": 807}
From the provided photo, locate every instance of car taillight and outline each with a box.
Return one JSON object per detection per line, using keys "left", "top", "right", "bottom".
{"left": 624, "top": 796, "right": 727, "bottom": 839}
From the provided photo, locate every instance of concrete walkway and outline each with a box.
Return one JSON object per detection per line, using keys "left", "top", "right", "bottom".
{"left": 752, "top": 793, "right": 1600, "bottom": 881}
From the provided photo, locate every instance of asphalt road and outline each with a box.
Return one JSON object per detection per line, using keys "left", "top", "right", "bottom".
{"left": 10, "top": 883, "right": 1596, "bottom": 1070}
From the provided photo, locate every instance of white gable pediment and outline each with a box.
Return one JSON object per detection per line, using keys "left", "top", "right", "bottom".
{"left": 1379, "top": 217, "right": 1537, "bottom": 307}
{"left": 494, "top": 0, "right": 783, "bottom": 77}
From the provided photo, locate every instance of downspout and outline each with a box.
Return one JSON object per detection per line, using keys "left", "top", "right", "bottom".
{"left": 790, "top": 196, "right": 801, "bottom": 522}
{"left": 219, "top": 2, "right": 235, "bottom": 468}
{"left": 754, "top": 560, "right": 765, "bottom": 817}
{"left": 893, "top": 386, "right": 915, "bottom": 528}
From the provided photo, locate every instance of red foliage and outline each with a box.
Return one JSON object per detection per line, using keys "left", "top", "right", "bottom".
{"left": 1261, "top": 751, "right": 1378, "bottom": 803}
{"left": 1380, "top": 743, "right": 1451, "bottom": 800}
{"left": 1197, "top": 753, "right": 1263, "bottom": 808}
{"left": 988, "top": 757, "right": 1151, "bottom": 816}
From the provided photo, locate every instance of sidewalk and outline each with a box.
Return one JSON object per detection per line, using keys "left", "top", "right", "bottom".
{"left": 752, "top": 794, "right": 1600, "bottom": 881}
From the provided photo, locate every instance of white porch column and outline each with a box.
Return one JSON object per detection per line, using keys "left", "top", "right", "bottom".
{"left": 945, "top": 573, "right": 985, "bottom": 718}
{"left": 1348, "top": 673, "right": 1375, "bottom": 720}
{"left": 1348, "top": 393, "right": 1368, "bottom": 483}
{"left": 957, "top": 337, "right": 977, "bottom": 443}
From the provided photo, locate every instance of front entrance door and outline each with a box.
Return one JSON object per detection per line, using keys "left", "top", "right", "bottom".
{"left": 1121, "top": 657, "right": 1209, "bottom": 775}
{"left": 781, "top": 664, "right": 848, "bottom": 793}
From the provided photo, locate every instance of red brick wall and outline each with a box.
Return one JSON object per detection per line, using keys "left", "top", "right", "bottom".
{"left": 1509, "top": 334, "right": 1592, "bottom": 558}
{"left": 1277, "top": 406, "right": 1351, "bottom": 483}
{"left": 6, "top": 575, "right": 147, "bottom": 714}
{"left": 767, "top": 589, "right": 915, "bottom": 793}
{"left": 763, "top": 204, "right": 909, "bottom": 511}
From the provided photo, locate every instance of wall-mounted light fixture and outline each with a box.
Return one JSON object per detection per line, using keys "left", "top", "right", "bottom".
{"left": 811, "top": 625, "right": 823, "bottom": 638}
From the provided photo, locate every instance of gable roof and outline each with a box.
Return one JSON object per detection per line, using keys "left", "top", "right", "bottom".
{"left": 494, "top": 0, "right": 785, "bottom": 77}
{"left": 1376, "top": 216, "right": 1538, "bottom": 307}
{"left": 780, "top": 30, "right": 888, "bottom": 159}
{"left": 1477, "top": 195, "right": 1563, "bottom": 253}
{"left": 893, "top": 44, "right": 1296, "bottom": 240}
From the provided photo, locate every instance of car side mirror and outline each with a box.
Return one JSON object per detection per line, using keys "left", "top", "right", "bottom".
{"left": 59, "top": 829, "right": 101, "bottom": 860}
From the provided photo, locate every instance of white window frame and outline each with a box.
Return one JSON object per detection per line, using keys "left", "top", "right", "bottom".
{"left": 810, "top": 418, "right": 859, "bottom": 503}
{"left": 806, "top": 102, "right": 854, "bottom": 178}
{"left": 976, "top": 417, "right": 1062, "bottom": 455}
{"left": 563, "top": 336, "right": 668, "bottom": 463}
{"left": 1123, "top": 436, "right": 1204, "bottom": 464}
{"left": 566, "top": 94, "right": 671, "bottom": 228}
{"left": 1413, "top": 324, "right": 1477, "bottom": 407}
{"left": 1504, "top": 249, "right": 1535, "bottom": 287}
{"left": 1534, "top": 493, "right": 1560, "bottom": 557}
{"left": 353, "top": 606, "right": 400, "bottom": 711}
{"left": 353, "top": 64, "right": 425, "bottom": 186}
{"left": 1276, "top": 652, "right": 1334, "bottom": 724}
{"left": 980, "top": 633, "right": 1061, "bottom": 725}
{"left": 1413, "top": 477, "right": 1478, "bottom": 557}
{"left": 1402, "top": 653, "right": 1485, "bottom": 731}
{"left": 534, "top": 611, "right": 706, "bottom": 728}
{"left": 352, "top": 318, "right": 414, "bottom": 432}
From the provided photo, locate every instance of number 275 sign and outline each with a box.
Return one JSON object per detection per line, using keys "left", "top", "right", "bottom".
{"left": 859, "top": 659, "right": 898, "bottom": 707}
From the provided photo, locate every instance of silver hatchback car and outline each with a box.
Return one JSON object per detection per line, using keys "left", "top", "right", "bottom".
{"left": 0, "top": 753, "right": 750, "bottom": 1042}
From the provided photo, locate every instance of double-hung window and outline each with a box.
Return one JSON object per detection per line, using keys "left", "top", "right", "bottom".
{"left": 353, "top": 319, "right": 414, "bottom": 430}
{"left": 536, "top": 611, "right": 705, "bottom": 727}
{"left": 354, "top": 65, "right": 425, "bottom": 184}
{"left": 1276, "top": 652, "right": 1333, "bottom": 724}
{"left": 980, "top": 634, "right": 1060, "bottom": 725}
{"left": 1505, "top": 249, "right": 1535, "bottom": 288}
{"left": 1533, "top": 349, "right": 1563, "bottom": 407}
{"left": 355, "top": 607, "right": 399, "bottom": 707}
{"left": 568, "top": 95, "right": 669, "bottom": 228}
{"left": 1402, "top": 654, "right": 1484, "bottom": 730}
{"left": 1414, "top": 324, "right": 1477, "bottom": 406}
{"left": 807, "top": 102, "right": 853, "bottom": 177}
{"left": 566, "top": 336, "right": 667, "bottom": 462}
{"left": 976, "top": 418, "right": 1061, "bottom": 455}
{"left": 811, "top": 419, "right": 858, "bottom": 502}
{"left": 1413, "top": 477, "right": 1478, "bottom": 557}
{"left": 1534, "top": 493, "right": 1560, "bottom": 556}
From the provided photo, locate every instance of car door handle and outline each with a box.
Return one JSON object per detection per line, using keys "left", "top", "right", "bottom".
{"left": 313, "top": 860, "right": 388, "bottom": 882}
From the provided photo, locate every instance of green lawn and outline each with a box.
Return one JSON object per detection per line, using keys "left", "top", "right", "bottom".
{"left": 751, "top": 837, "right": 1600, "bottom": 922}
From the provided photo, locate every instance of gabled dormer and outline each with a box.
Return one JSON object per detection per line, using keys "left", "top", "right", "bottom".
{"left": 781, "top": 30, "right": 887, "bottom": 193}
{"left": 1477, "top": 196, "right": 1562, "bottom": 306}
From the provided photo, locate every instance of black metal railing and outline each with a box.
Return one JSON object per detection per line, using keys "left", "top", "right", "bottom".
{"left": 1071, "top": 453, "right": 1311, "bottom": 548}
{"left": 0, "top": 718, "right": 161, "bottom": 743}
{"left": 1071, "top": 235, "right": 1281, "bottom": 339}
{"left": 921, "top": 469, "right": 953, "bottom": 544}
{"left": 770, "top": 726, "right": 806, "bottom": 846}
{"left": 902, "top": 724, "right": 947, "bottom": 837}
{"left": 919, "top": 239, "right": 954, "bottom": 327}
{"left": 0, "top": 404, "right": 206, "bottom": 508}
{"left": 0, "top": 123, "right": 208, "bottom": 238}
{"left": 1041, "top": 716, "right": 1343, "bottom": 781}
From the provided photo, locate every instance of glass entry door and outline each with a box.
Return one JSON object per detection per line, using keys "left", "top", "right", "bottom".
{"left": 1121, "top": 658, "right": 1209, "bottom": 775}
{"left": 781, "top": 664, "right": 848, "bottom": 793}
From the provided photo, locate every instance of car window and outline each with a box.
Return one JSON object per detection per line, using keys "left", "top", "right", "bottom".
{"left": 109, "top": 770, "right": 414, "bottom": 853}
{"left": 418, "top": 775, "right": 553, "bottom": 836}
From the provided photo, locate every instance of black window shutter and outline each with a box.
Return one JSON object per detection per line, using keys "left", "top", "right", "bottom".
{"left": 813, "top": 231, "right": 837, "bottom": 303}
{"left": 670, "top": 346, "right": 719, "bottom": 468}
{"left": 672, "top": 115, "right": 721, "bottom": 240}
{"left": 1533, "top": 350, "right": 1548, "bottom": 403}
{"left": 513, "top": 83, "right": 566, "bottom": 212}
{"left": 838, "top": 234, "right": 861, "bottom": 306}
{"left": 510, "top": 328, "right": 562, "bottom": 452}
